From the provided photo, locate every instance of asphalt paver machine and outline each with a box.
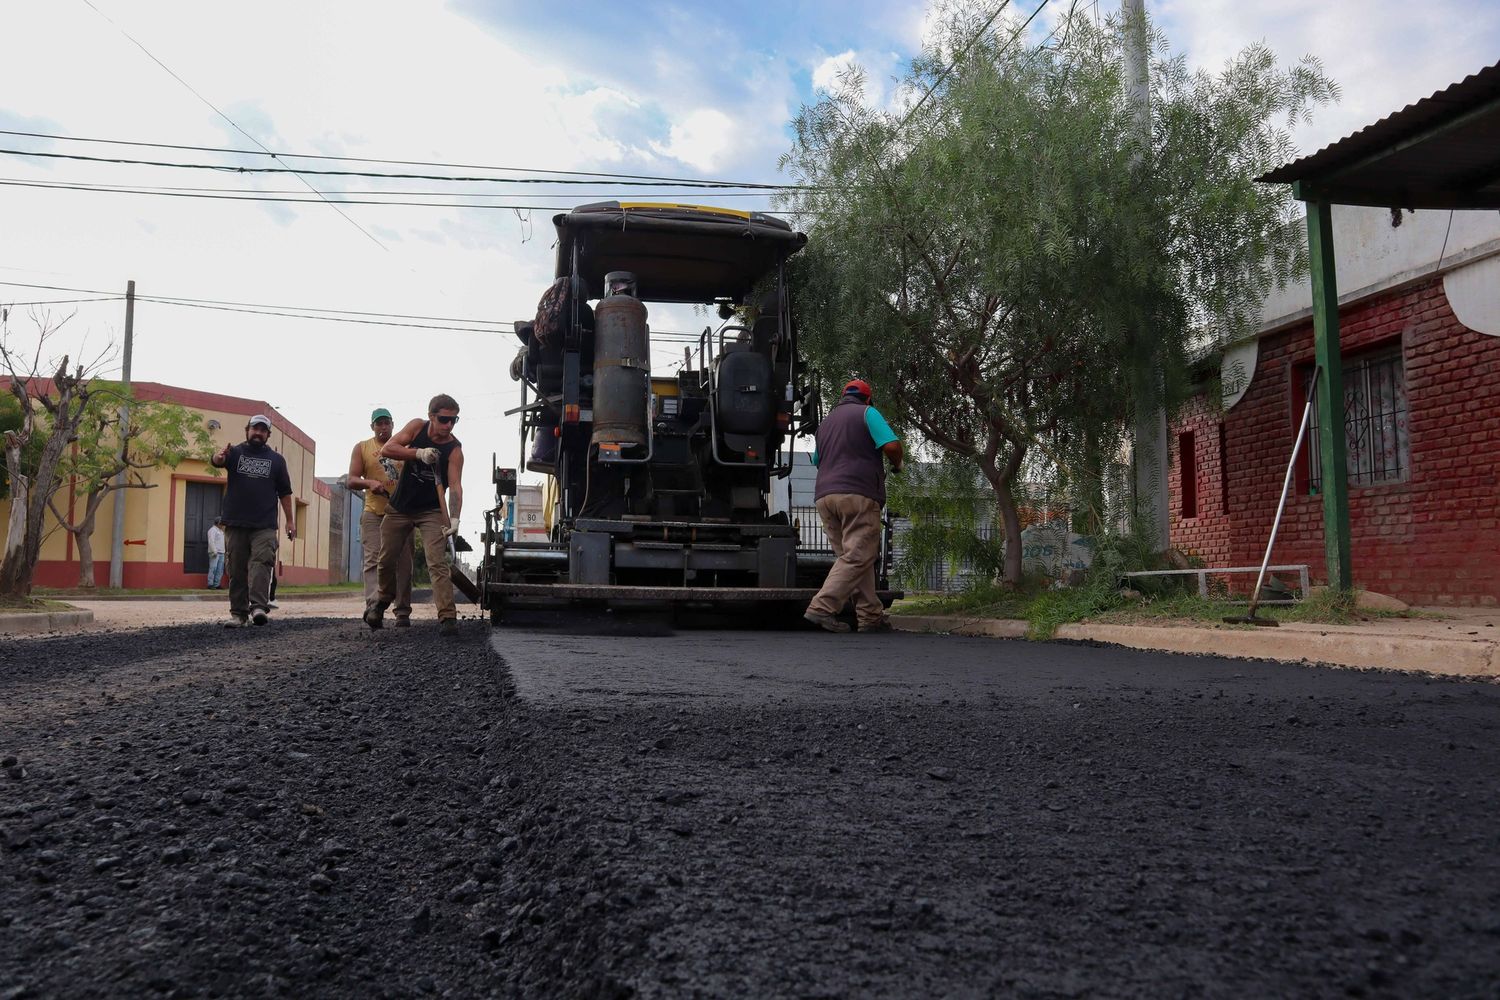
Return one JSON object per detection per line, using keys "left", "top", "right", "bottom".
{"left": 480, "top": 201, "right": 898, "bottom": 624}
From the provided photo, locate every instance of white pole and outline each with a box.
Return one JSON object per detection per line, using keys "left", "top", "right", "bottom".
{"left": 1247, "top": 370, "right": 1319, "bottom": 614}
{"left": 1121, "top": 0, "right": 1169, "bottom": 551}
{"left": 108, "top": 280, "right": 134, "bottom": 588}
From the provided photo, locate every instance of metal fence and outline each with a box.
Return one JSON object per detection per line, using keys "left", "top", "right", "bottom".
{"left": 793, "top": 506, "right": 994, "bottom": 594}
{"left": 790, "top": 505, "right": 830, "bottom": 551}
{"left": 891, "top": 517, "right": 1001, "bottom": 594}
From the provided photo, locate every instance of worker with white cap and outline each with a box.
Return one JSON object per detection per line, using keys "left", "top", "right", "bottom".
{"left": 210, "top": 413, "right": 295, "bottom": 627}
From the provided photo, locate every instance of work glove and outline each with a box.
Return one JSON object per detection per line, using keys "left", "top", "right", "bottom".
{"left": 442, "top": 521, "right": 460, "bottom": 541}
{"left": 415, "top": 447, "right": 440, "bottom": 465}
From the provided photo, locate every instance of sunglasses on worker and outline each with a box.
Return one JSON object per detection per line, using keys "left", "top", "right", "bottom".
{"left": 431, "top": 414, "right": 459, "bottom": 425}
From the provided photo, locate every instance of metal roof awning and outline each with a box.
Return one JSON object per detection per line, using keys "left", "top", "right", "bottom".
{"left": 1257, "top": 61, "right": 1500, "bottom": 209}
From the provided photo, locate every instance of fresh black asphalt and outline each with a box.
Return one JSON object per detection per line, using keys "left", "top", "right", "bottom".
{"left": 3, "top": 616, "right": 1498, "bottom": 997}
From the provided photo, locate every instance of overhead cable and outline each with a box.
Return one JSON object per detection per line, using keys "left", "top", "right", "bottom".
{"left": 79, "top": 0, "right": 390, "bottom": 251}
{"left": 901, "top": 1, "right": 1013, "bottom": 128}
{"left": 0, "top": 147, "right": 806, "bottom": 189}
{"left": 0, "top": 279, "right": 506, "bottom": 326}
{"left": 0, "top": 177, "right": 789, "bottom": 200}
{"left": 0, "top": 178, "right": 599, "bottom": 212}
{"left": 0, "top": 128, "right": 801, "bottom": 189}
{"left": 0, "top": 296, "right": 123, "bottom": 308}
{"left": 0, "top": 280, "right": 750, "bottom": 340}
{"left": 0, "top": 178, "right": 799, "bottom": 215}
{"left": 136, "top": 297, "right": 513, "bottom": 334}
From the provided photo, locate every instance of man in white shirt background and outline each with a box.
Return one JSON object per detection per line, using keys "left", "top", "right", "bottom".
{"left": 206, "top": 517, "right": 226, "bottom": 590}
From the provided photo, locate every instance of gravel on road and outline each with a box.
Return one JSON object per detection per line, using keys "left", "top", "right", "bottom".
{"left": 3, "top": 616, "right": 1499, "bottom": 998}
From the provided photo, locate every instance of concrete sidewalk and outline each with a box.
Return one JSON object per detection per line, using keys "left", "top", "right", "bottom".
{"left": 893, "top": 607, "right": 1500, "bottom": 678}
{"left": 0, "top": 609, "right": 96, "bottom": 635}
{"left": 32, "top": 589, "right": 362, "bottom": 602}
{"left": 0, "top": 594, "right": 371, "bottom": 634}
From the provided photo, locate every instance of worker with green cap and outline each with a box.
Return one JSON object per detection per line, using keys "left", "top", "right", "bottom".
{"left": 347, "top": 407, "right": 413, "bottom": 625}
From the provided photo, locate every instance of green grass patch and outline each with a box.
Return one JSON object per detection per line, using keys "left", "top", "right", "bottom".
{"left": 0, "top": 597, "right": 76, "bottom": 614}
{"left": 891, "top": 580, "right": 1043, "bottom": 621}
{"left": 898, "top": 578, "right": 1433, "bottom": 639}
{"left": 1024, "top": 581, "right": 1123, "bottom": 639}
{"left": 893, "top": 578, "right": 1126, "bottom": 639}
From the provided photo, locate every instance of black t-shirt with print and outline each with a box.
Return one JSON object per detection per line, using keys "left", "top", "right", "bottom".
{"left": 221, "top": 442, "right": 293, "bottom": 529}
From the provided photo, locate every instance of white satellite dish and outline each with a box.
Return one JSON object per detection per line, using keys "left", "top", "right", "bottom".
{"left": 1221, "top": 338, "right": 1258, "bottom": 411}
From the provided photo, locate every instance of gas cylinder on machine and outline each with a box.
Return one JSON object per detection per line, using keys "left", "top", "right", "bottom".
{"left": 591, "top": 270, "right": 651, "bottom": 448}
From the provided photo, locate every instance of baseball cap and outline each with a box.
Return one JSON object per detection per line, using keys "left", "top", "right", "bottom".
{"left": 248, "top": 414, "right": 272, "bottom": 429}
{"left": 370, "top": 407, "right": 392, "bottom": 422}
{"left": 843, "top": 378, "right": 874, "bottom": 402}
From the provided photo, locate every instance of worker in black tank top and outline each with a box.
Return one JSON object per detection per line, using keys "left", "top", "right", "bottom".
{"left": 365, "top": 394, "right": 467, "bottom": 634}
{"left": 389, "top": 422, "right": 459, "bottom": 514}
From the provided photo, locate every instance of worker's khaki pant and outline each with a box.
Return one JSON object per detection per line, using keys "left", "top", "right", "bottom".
{"left": 225, "top": 526, "right": 277, "bottom": 619}
{"left": 377, "top": 509, "right": 456, "bottom": 621}
{"left": 361, "top": 509, "right": 413, "bottom": 620}
{"left": 806, "top": 493, "right": 887, "bottom": 628}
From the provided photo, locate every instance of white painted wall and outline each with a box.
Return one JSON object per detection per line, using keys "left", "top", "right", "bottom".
{"left": 1258, "top": 204, "right": 1500, "bottom": 333}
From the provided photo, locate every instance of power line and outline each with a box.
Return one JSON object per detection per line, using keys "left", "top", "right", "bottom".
{"left": 0, "top": 296, "right": 122, "bottom": 308}
{"left": 0, "top": 177, "right": 791, "bottom": 200}
{"left": 901, "top": 2, "right": 1013, "bottom": 129}
{"left": 0, "top": 280, "right": 751, "bottom": 340}
{"left": 137, "top": 297, "right": 513, "bottom": 334}
{"left": 897, "top": 0, "right": 1054, "bottom": 136}
{"left": 0, "top": 178, "right": 604, "bottom": 212}
{"left": 79, "top": 0, "right": 391, "bottom": 253}
{"left": 0, "top": 146, "right": 807, "bottom": 189}
{"left": 1028, "top": 0, "right": 1096, "bottom": 55}
{"left": 0, "top": 128, "right": 804, "bottom": 189}
{"left": 0, "top": 279, "right": 507, "bottom": 326}
{"left": 996, "top": 0, "right": 1056, "bottom": 59}
{"left": 0, "top": 177, "right": 802, "bottom": 215}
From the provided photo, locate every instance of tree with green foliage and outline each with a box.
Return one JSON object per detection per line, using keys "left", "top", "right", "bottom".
{"left": 0, "top": 391, "right": 44, "bottom": 502}
{"left": 781, "top": 4, "right": 1336, "bottom": 584}
{"left": 1, "top": 310, "right": 107, "bottom": 598}
{"left": 46, "top": 385, "right": 217, "bottom": 588}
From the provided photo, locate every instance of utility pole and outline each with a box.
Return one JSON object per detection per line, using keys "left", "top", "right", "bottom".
{"left": 1122, "top": 0, "right": 1170, "bottom": 550}
{"left": 108, "top": 280, "right": 134, "bottom": 589}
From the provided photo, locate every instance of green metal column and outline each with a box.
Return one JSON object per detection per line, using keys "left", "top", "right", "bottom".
{"left": 1303, "top": 194, "right": 1352, "bottom": 591}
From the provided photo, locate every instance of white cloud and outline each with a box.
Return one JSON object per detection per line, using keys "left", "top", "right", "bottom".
{"left": 649, "top": 109, "right": 736, "bottom": 173}
{"left": 813, "top": 49, "right": 861, "bottom": 92}
{"left": 810, "top": 47, "right": 907, "bottom": 112}
{"left": 1156, "top": 0, "right": 1500, "bottom": 157}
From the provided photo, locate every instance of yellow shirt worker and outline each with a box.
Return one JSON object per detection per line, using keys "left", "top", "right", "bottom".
{"left": 347, "top": 407, "right": 414, "bottom": 625}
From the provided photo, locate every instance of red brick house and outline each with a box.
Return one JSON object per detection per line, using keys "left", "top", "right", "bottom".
{"left": 1168, "top": 207, "right": 1500, "bottom": 607}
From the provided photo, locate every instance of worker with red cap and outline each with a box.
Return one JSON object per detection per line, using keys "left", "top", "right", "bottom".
{"left": 804, "top": 378, "right": 904, "bottom": 633}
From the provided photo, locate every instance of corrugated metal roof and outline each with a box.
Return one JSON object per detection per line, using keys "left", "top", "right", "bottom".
{"left": 1257, "top": 61, "right": 1500, "bottom": 209}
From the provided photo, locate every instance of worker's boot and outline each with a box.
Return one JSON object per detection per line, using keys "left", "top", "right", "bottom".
{"left": 803, "top": 610, "right": 850, "bottom": 633}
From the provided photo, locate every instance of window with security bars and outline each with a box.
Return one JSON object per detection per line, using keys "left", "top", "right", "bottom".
{"left": 1306, "top": 347, "right": 1409, "bottom": 492}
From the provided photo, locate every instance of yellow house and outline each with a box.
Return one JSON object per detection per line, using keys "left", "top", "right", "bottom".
{"left": 1, "top": 382, "right": 333, "bottom": 588}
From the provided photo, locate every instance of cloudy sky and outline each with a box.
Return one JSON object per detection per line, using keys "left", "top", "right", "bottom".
{"left": 3, "top": 0, "right": 1497, "bottom": 519}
